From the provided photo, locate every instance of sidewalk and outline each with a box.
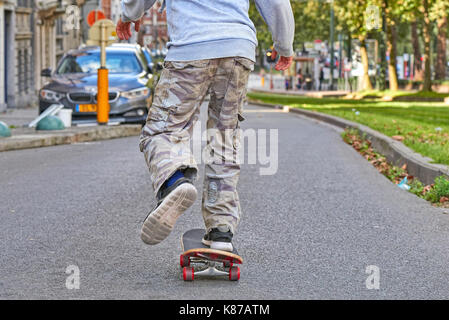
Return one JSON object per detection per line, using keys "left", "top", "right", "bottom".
{"left": 0, "top": 107, "right": 38, "bottom": 127}
{"left": 0, "top": 107, "right": 141, "bottom": 152}
{"left": 248, "top": 73, "right": 348, "bottom": 98}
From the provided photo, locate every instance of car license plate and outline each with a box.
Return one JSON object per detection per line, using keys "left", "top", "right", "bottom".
{"left": 77, "top": 104, "right": 97, "bottom": 112}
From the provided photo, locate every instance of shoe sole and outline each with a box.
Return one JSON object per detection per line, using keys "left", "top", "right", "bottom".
{"left": 141, "top": 183, "right": 197, "bottom": 245}
{"left": 202, "top": 238, "right": 233, "bottom": 252}
{"left": 201, "top": 238, "right": 212, "bottom": 247}
{"left": 210, "top": 241, "right": 233, "bottom": 252}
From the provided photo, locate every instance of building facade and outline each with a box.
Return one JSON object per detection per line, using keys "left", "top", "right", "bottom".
{"left": 0, "top": 0, "right": 36, "bottom": 110}
{"left": 0, "top": 0, "right": 84, "bottom": 111}
{"left": 141, "top": 0, "right": 167, "bottom": 50}
{"left": 0, "top": 0, "right": 17, "bottom": 111}
{"left": 109, "top": 0, "right": 121, "bottom": 24}
{"left": 34, "top": 0, "right": 83, "bottom": 91}
{"left": 0, "top": 0, "right": 156, "bottom": 111}
{"left": 0, "top": 0, "right": 33, "bottom": 110}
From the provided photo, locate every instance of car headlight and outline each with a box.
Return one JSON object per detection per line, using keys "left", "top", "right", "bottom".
{"left": 40, "top": 89, "right": 65, "bottom": 102}
{"left": 121, "top": 87, "right": 150, "bottom": 100}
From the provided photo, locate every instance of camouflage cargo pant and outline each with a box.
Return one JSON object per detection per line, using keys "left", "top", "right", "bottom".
{"left": 139, "top": 57, "right": 254, "bottom": 234}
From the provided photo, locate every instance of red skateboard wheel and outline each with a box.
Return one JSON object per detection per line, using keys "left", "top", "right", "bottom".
{"left": 180, "top": 255, "right": 190, "bottom": 267}
{"left": 183, "top": 267, "right": 194, "bottom": 281}
{"left": 229, "top": 266, "right": 240, "bottom": 281}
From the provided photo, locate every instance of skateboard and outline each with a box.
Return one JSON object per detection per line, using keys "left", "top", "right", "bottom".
{"left": 180, "top": 229, "right": 243, "bottom": 281}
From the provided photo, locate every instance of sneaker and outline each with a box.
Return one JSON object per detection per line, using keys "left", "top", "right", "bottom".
{"left": 141, "top": 177, "right": 197, "bottom": 245}
{"left": 202, "top": 226, "right": 234, "bottom": 252}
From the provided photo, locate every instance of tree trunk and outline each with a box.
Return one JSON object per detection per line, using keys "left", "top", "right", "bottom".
{"left": 386, "top": 20, "right": 398, "bottom": 91}
{"left": 435, "top": 16, "right": 447, "bottom": 80}
{"left": 359, "top": 36, "right": 373, "bottom": 90}
{"left": 422, "top": 0, "right": 432, "bottom": 91}
{"left": 411, "top": 21, "right": 423, "bottom": 81}
{"left": 377, "top": 1, "right": 388, "bottom": 91}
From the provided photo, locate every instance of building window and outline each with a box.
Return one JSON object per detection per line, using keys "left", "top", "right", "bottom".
{"left": 17, "top": 0, "right": 32, "bottom": 8}
{"left": 17, "top": 47, "right": 32, "bottom": 93}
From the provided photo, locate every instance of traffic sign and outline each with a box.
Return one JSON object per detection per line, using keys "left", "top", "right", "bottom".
{"left": 86, "top": 19, "right": 117, "bottom": 47}
{"left": 86, "top": 19, "right": 117, "bottom": 125}
{"left": 87, "top": 10, "right": 106, "bottom": 27}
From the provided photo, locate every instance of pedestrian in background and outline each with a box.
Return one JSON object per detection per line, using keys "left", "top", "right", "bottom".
{"left": 260, "top": 68, "right": 266, "bottom": 88}
{"left": 296, "top": 68, "right": 303, "bottom": 90}
{"left": 285, "top": 70, "right": 290, "bottom": 91}
{"left": 319, "top": 67, "right": 324, "bottom": 91}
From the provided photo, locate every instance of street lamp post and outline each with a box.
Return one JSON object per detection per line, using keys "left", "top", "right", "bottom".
{"left": 338, "top": 33, "right": 343, "bottom": 79}
{"left": 329, "top": 0, "right": 335, "bottom": 91}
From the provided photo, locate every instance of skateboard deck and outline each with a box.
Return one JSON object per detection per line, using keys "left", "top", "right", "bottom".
{"left": 180, "top": 229, "right": 242, "bottom": 281}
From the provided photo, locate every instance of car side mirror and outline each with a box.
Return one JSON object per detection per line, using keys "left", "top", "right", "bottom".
{"left": 41, "top": 68, "right": 52, "bottom": 77}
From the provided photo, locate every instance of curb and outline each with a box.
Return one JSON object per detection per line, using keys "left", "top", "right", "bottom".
{"left": 249, "top": 100, "right": 449, "bottom": 186}
{"left": 0, "top": 125, "right": 141, "bottom": 152}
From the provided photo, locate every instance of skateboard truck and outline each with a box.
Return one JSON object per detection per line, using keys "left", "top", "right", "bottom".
{"left": 180, "top": 229, "right": 242, "bottom": 281}
{"left": 181, "top": 254, "right": 240, "bottom": 281}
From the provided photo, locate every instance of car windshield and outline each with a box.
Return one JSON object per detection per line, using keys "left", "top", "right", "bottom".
{"left": 57, "top": 52, "right": 143, "bottom": 74}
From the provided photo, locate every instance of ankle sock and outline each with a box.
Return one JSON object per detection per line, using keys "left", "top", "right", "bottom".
{"left": 165, "top": 170, "right": 184, "bottom": 188}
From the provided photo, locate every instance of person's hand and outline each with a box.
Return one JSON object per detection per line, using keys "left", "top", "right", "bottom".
{"left": 116, "top": 17, "right": 142, "bottom": 40}
{"left": 272, "top": 49, "right": 293, "bottom": 71}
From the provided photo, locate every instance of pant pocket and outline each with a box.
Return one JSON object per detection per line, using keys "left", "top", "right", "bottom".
{"left": 235, "top": 57, "right": 255, "bottom": 72}
{"left": 164, "top": 60, "right": 210, "bottom": 70}
{"left": 144, "top": 104, "right": 170, "bottom": 136}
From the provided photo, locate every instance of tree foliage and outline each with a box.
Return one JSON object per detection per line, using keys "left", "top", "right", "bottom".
{"left": 249, "top": 0, "right": 331, "bottom": 49}
{"left": 248, "top": 0, "right": 449, "bottom": 90}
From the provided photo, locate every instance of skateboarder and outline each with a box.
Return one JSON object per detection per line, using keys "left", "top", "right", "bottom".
{"left": 117, "top": 0, "right": 294, "bottom": 251}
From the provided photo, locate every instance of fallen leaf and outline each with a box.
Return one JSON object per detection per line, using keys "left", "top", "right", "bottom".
{"left": 392, "top": 135, "right": 405, "bottom": 142}
{"left": 440, "top": 197, "right": 449, "bottom": 203}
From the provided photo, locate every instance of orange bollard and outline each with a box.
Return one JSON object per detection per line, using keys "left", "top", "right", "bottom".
{"left": 261, "top": 76, "right": 265, "bottom": 87}
{"left": 97, "top": 67, "right": 109, "bottom": 124}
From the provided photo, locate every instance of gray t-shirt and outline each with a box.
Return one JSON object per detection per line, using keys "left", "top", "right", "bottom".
{"left": 121, "top": 0, "right": 295, "bottom": 62}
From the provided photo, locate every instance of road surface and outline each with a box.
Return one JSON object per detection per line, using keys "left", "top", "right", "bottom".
{"left": 1, "top": 103, "right": 449, "bottom": 299}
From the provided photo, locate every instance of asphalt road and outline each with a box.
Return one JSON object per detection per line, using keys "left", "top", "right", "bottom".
{"left": 1, "top": 103, "right": 449, "bottom": 299}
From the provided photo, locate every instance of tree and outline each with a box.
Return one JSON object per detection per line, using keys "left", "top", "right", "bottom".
{"left": 391, "top": 0, "right": 436, "bottom": 90}
{"left": 435, "top": 16, "right": 447, "bottom": 80}
{"left": 378, "top": 0, "right": 420, "bottom": 90}
{"left": 335, "top": 0, "right": 375, "bottom": 90}
{"left": 376, "top": 0, "right": 399, "bottom": 91}
{"left": 290, "top": 0, "right": 330, "bottom": 48}
{"left": 422, "top": 0, "right": 433, "bottom": 91}
{"left": 249, "top": 0, "right": 332, "bottom": 68}
{"left": 249, "top": 1, "right": 272, "bottom": 67}
{"left": 411, "top": 20, "right": 424, "bottom": 81}
{"left": 430, "top": 0, "right": 449, "bottom": 80}
{"left": 405, "top": 0, "right": 443, "bottom": 91}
